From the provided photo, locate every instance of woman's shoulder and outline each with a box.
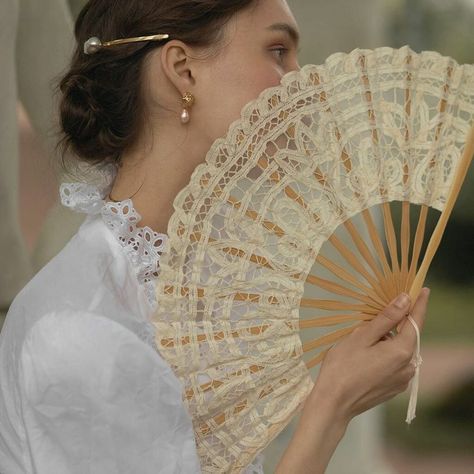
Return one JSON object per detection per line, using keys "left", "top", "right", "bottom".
{"left": 9, "top": 214, "right": 119, "bottom": 310}
{"left": 19, "top": 309, "right": 178, "bottom": 385}
{"left": 1, "top": 213, "right": 149, "bottom": 353}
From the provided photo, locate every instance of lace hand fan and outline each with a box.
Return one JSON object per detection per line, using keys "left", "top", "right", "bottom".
{"left": 151, "top": 45, "right": 474, "bottom": 473}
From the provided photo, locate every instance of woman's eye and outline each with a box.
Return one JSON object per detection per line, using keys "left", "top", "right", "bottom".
{"left": 270, "top": 47, "right": 288, "bottom": 61}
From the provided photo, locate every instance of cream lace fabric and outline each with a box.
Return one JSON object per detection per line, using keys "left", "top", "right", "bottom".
{"left": 152, "top": 46, "right": 474, "bottom": 472}
{"left": 59, "top": 164, "right": 266, "bottom": 474}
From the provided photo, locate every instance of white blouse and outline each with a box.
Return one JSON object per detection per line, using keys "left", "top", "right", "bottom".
{"left": 0, "top": 166, "right": 265, "bottom": 473}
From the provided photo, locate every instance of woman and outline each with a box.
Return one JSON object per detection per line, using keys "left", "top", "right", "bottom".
{"left": 0, "top": 0, "right": 430, "bottom": 472}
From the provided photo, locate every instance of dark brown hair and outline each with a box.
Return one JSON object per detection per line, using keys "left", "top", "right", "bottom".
{"left": 56, "top": 0, "right": 258, "bottom": 170}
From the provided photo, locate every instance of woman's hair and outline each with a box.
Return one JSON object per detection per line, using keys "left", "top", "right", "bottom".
{"left": 57, "top": 0, "right": 258, "bottom": 170}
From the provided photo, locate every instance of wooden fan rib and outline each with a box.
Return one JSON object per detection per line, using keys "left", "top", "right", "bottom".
{"left": 401, "top": 54, "right": 413, "bottom": 292}
{"left": 358, "top": 54, "right": 387, "bottom": 210}
{"left": 159, "top": 323, "right": 272, "bottom": 349}
{"left": 222, "top": 244, "right": 383, "bottom": 309}
{"left": 407, "top": 204, "right": 428, "bottom": 289}
{"left": 259, "top": 142, "right": 384, "bottom": 308}
{"left": 176, "top": 225, "right": 383, "bottom": 308}
{"left": 342, "top": 219, "right": 393, "bottom": 300}
{"left": 257, "top": 155, "right": 322, "bottom": 225}
{"left": 381, "top": 202, "right": 401, "bottom": 294}
{"left": 197, "top": 366, "right": 299, "bottom": 434}
{"left": 361, "top": 208, "right": 396, "bottom": 293}
{"left": 432, "top": 65, "right": 453, "bottom": 145}
{"left": 302, "top": 322, "right": 363, "bottom": 353}
{"left": 304, "top": 272, "right": 383, "bottom": 309}
{"left": 358, "top": 54, "right": 405, "bottom": 300}
{"left": 190, "top": 160, "right": 391, "bottom": 310}
{"left": 299, "top": 297, "right": 379, "bottom": 314}
{"left": 314, "top": 254, "right": 386, "bottom": 307}
{"left": 186, "top": 320, "right": 363, "bottom": 406}
{"left": 328, "top": 234, "right": 387, "bottom": 301}
{"left": 226, "top": 195, "right": 287, "bottom": 237}
{"left": 400, "top": 201, "right": 411, "bottom": 292}
{"left": 208, "top": 160, "right": 391, "bottom": 310}
{"left": 299, "top": 312, "right": 371, "bottom": 328}
{"left": 306, "top": 347, "right": 331, "bottom": 370}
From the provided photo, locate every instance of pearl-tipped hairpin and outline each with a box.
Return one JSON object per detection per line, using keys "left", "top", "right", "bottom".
{"left": 83, "top": 34, "right": 170, "bottom": 55}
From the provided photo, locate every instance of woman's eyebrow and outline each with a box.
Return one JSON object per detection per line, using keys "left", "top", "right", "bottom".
{"left": 266, "top": 22, "right": 301, "bottom": 48}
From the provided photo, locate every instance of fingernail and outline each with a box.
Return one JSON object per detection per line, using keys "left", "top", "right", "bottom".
{"left": 423, "top": 287, "right": 431, "bottom": 296}
{"left": 394, "top": 292, "right": 410, "bottom": 309}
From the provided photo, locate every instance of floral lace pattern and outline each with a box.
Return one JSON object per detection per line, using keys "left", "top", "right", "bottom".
{"left": 60, "top": 164, "right": 168, "bottom": 312}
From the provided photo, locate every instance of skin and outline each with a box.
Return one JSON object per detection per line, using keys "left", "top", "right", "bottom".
{"left": 107, "top": 0, "right": 431, "bottom": 470}
{"left": 108, "top": 0, "right": 301, "bottom": 234}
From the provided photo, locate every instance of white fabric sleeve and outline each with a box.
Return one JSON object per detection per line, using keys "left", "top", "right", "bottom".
{"left": 18, "top": 311, "right": 202, "bottom": 474}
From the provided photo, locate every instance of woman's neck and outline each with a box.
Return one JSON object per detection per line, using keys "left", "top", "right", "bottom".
{"left": 108, "top": 127, "right": 211, "bottom": 235}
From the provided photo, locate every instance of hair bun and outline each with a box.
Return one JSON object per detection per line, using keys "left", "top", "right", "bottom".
{"left": 59, "top": 71, "right": 115, "bottom": 165}
{"left": 61, "top": 74, "right": 103, "bottom": 153}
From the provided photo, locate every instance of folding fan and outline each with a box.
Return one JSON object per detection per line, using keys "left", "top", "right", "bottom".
{"left": 151, "top": 45, "right": 474, "bottom": 473}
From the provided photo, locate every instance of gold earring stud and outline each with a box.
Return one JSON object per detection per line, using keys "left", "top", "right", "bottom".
{"left": 180, "top": 91, "right": 195, "bottom": 124}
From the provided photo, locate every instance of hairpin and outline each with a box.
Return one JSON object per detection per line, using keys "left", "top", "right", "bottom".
{"left": 84, "top": 34, "right": 170, "bottom": 55}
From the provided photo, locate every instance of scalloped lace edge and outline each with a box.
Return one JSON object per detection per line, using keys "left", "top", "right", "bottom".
{"left": 59, "top": 164, "right": 168, "bottom": 312}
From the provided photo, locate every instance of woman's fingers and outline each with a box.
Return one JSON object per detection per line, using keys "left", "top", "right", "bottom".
{"left": 363, "top": 292, "right": 411, "bottom": 346}
{"left": 394, "top": 287, "right": 430, "bottom": 352}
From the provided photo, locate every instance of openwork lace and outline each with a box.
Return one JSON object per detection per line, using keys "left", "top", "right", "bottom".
{"left": 59, "top": 164, "right": 168, "bottom": 311}
{"left": 151, "top": 46, "right": 474, "bottom": 471}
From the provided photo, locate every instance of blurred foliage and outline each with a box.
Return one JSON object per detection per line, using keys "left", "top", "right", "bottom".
{"left": 387, "top": 0, "right": 474, "bottom": 284}
{"left": 384, "top": 391, "right": 474, "bottom": 452}
{"left": 432, "top": 375, "right": 474, "bottom": 422}
{"left": 420, "top": 278, "right": 474, "bottom": 342}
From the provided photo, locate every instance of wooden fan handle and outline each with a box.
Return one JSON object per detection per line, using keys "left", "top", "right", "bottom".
{"left": 409, "top": 124, "right": 474, "bottom": 303}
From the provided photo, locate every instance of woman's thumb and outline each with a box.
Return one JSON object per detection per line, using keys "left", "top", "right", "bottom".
{"left": 364, "top": 293, "right": 411, "bottom": 345}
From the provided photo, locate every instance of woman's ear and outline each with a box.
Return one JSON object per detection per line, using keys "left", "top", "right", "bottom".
{"left": 159, "top": 40, "right": 197, "bottom": 94}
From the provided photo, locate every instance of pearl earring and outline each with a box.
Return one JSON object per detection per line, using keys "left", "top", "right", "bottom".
{"left": 180, "top": 91, "right": 195, "bottom": 124}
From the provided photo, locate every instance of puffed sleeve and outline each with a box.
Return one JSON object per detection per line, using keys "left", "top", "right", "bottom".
{"left": 17, "top": 311, "right": 202, "bottom": 474}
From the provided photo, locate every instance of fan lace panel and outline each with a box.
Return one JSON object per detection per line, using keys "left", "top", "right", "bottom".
{"left": 153, "top": 46, "right": 474, "bottom": 472}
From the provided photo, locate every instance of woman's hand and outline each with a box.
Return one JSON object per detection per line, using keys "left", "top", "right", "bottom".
{"left": 307, "top": 287, "right": 430, "bottom": 424}
{"left": 276, "top": 289, "right": 430, "bottom": 473}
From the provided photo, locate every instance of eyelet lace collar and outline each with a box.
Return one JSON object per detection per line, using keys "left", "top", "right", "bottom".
{"left": 59, "top": 164, "right": 168, "bottom": 310}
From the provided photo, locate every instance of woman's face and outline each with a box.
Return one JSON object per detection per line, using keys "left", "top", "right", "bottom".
{"left": 194, "top": 0, "right": 301, "bottom": 143}
{"left": 147, "top": 0, "right": 302, "bottom": 150}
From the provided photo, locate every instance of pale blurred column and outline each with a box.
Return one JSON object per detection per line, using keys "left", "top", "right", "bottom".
{"left": 0, "top": 0, "right": 83, "bottom": 330}
{"left": 0, "top": 0, "right": 33, "bottom": 311}
{"left": 263, "top": 2, "right": 394, "bottom": 473}
{"left": 16, "top": 0, "right": 85, "bottom": 273}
